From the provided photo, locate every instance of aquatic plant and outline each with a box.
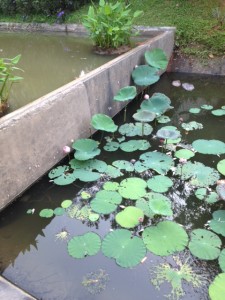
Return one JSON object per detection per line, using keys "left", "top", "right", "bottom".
{"left": 55, "top": 229, "right": 70, "bottom": 241}
{"left": 209, "top": 273, "right": 225, "bottom": 300}
{"left": 91, "top": 113, "right": 118, "bottom": 133}
{"left": 82, "top": 269, "right": 109, "bottom": 295}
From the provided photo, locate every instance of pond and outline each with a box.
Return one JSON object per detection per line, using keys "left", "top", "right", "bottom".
{"left": 0, "top": 31, "right": 113, "bottom": 113}
{"left": 0, "top": 72, "right": 225, "bottom": 300}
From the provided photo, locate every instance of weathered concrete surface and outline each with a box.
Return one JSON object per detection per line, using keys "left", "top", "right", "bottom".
{"left": 0, "top": 276, "right": 36, "bottom": 300}
{"left": 0, "top": 29, "right": 174, "bottom": 211}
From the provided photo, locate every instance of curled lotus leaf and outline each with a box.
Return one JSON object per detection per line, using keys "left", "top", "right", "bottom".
{"left": 175, "top": 149, "right": 195, "bottom": 160}
{"left": 217, "top": 159, "right": 225, "bottom": 176}
{"left": 140, "top": 93, "right": 172, "bottom": 116}
{"left": 219, "top": 249, "right": 225, "bottom": 273}
{"left": 175, "top": 161, "right": 220, "bottom": 187}
{"left": 212, "top": 109, "right": 225, "bottom": 116}
{"left": 67, "top": 232, "right": 101, "bottom": 259}
{"left": 209, "top": 210, "right": 225, "bottom": 237}
{"left": 143, "top": 221, "right": 188, "bottom": 256}
{"left": 120, "top": 139, "right": 151, "bottom": 152}
{"left": 188, "top": 229, "right": 221, "bottom": 260}
{"left": 147, "top": 175, "right": 173, "bottom": 193}
{"left": 216, "top": 184, "right": 225, "bottom": 200}
{"left": 90, "top": 190, "right": 122, "bottom": 214}
{"left": 69, "top": 159, "right": 107, "bottom": 173}
{"left": 115, "top": 206, "right": 144, "bottom": 228}
{"left": 156, "top": 128, "right": 180, "bottom": 140}
{"left": 91, "top": 114, "right": 118, "bottom": 132}
{"left": 160, "top": 125, "right": 181, "bottom": 144}
{"left": 209, "top": 273, "right": 225, "bottom": 300}
{"left": 119, "top": 122, "right": 153, "bottom": 137}
{"left": 113, "top": 86, "right": 137, "bottom": 101}
{"left": 102, "top": 229, "right": 146, "bottom": 268}
{"left": 181, "top": 121, "right": 203, "bottom": 131}
{"left": 112, "top": 160, "right": 134, "bottom": 172}
{"left": 195, "top": 188, "right": 219, "bottom": 204}
{"left": 145, "top": 48, "right": 168, "bottom": 70}
{"left": 201, "top": 104, "right": 213, "bottom": 110}
{"left": 131, "top": 65, "right": 159, "bottom": 86}
{"left": 139, "top": 151, "right": 174, "bottom": 175}
{"left": 189, "top": 108, "right": 200, "bottom": 114}
{"left": 192, "top": 139, "right": 225, "bottom": 155}
{"left": 118, "top": 177, "right": 147, "bottom": 200}
{"left": 133, "top": 110, "right": 156, "bottom": 123}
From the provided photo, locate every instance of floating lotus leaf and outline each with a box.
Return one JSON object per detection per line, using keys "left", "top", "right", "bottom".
{"left": 175, "top": 149, "right": 195, "bottom": 160}
{"left": 69, "top": 159, "right": 107, "bottom": 172}
{"left": 133, "top": 110, "right": 156, "bottom": 122}
{"left": 209, "top": 273, "right": 225, "bottom": 300}
{"left": 181, "top": 121, "right": 203, "bottom": 131}
{"left": 136, "top": 198, "right": 154, "bottom": 218}
{"left": 175, "top": 161, "right": 220, "bottom": 187}
{"left": 91, "top": 114, "right": 118, "bottom": 132}
{"left": 139, "top": 151, "right": 174, "bottom": 175}
{"left": 156, "top": 128, "right": 180, "bottom": 140}
{"left": 90, "top": 190, "right": 122, "bottom": 214}
{"left": 120, "top": 140, "right": 150, "bottom": 152}
{"left": 217, "top": 159, "right": 225, "bottom": 175}
{"left": 212, "top": 109, "right": 225, "bottom": 116}
{"left": 118, "top": 177, "right": 147, "bottom": 200}
{"left": 49, "top": 165, "right": 69, "bottom": 179}
{"left": 145, "top": 48, "right": 168, "bottom": 70}
{"left": 157, "top": 115, "right": 171, "bottom": 123}
{"left": 104, "top": 141, "right": 120, "bottom": 152}
{"left": 61, "top": 199, "right": 72, "bottom": 208}
{"left": 209, "top": 210, "right": 225, "bottom": 237}
{"left": 189, "top": 108, "right": 200, "bottom": 114}
{"left": 80, "top": 191, "right": 91, "bottom": 200}
{"left": 88, "top": 213, "right": 99, "bottom": 222}
{"left": 67, "top": 204, "right": 91, "bottom": 221}
{"left": 131, "top": 65, "right": 159, "bottom": 86}
{"left": 74, "top": 148, "right": 101, "bottom": 161}
{"left": 219, "top": 249, "right": 225, "bottom": 272}
{"left": 216, "top": 184, "right": 225, "bottom": 200}
{"left": 39, "top": 209, "right": 54, "bottom": 218}
{"left": 147, "top": 192, "right": 172, "bottom": 216}
{"left": 159, "top": 125, "right": 181, "bottom": 144}
{"left": 102, "top": 229, "right": 146, "bottom": 268}
{"left": 73, "top": 170, "right": 101, "bottom": 182}
{"left": 68, "top": 232, "right": 101, "bottom": 259}
{"left": 103, "top": 181, "right": 119, "bottom": 191}
{"left": 54, "top": 207, "right": 65, "bottom": 216}
{"left": 188, "top": 229, "right": 221, "bottom": 260}
{"left": 147, "top": 175, "right": 173, "bottom": 193}
{"left": 113, "top": 86, "right": 137, "bottom": 101}
{"left": 119, "top": 122, "right": 153, "bottom": 137}
{"left": 112, "top": 160, "right": 134, "bottom": 172}
{"left": 134, "top": 161, "right": 149, "bottom": 173}
{"left": 195, "top": 188, "right": 219, "bottom": 203}
{"left": 201, "top": 104, "right": 213, "bottom": 110}
{"left": 115, "top": 206, "right": 144, "bottom": 228}
{"left": 105, "top": 165, "right": 123, "bottom": 178}
{"left": 143, "top": 221, "right": 188, "bottom": 256}
{"left": 140, "top": 93, "right": 172, "bottom": 116}
{"left": 73, "top": 139, "right": 100, "bottom": 161}
{"left": 48, "top": 166, "right": 76, "bottom": 185}
{"left": 192, "top": 139, "right": 225, "bottom": 155}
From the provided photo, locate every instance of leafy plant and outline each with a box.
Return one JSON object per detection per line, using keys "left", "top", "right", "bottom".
{"left": 115, "top": 206, "right": 144, "bottom": 228}
{"left": 91, "top": 113, "right": 118, "bottom": 133}
{"left": 82, "top": 0, "right": 142, "bottom": 49}
{"left": 208, "top": 273, "right": 225, "bottom": 300}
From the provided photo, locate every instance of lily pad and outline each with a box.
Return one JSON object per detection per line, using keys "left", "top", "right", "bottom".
{"left": 145, "top": 48, "right": 168, "bottom": 70}
{"left": 147, "top": 192, "right": 173, "bottom": 216}
{"left": 80, "top": 191, "right": 91, "bottom": 200}
{"left": 90, "top": 190, "right": 122, "bottom": 214}
{"left": 102, "top": 229, "right": 146, "bottom": 268}
{"left": 61, "top": 199, "right": 72, "bottom": 208}
{"left": 72, "top": 139, "right": 100, "bottom": 161}
{"left": 68, "top": 232, "right": 101, "bottom": 258}
{"left": 112, "top": 160, "right": 134, "bottom": 172}
{"left": 201, "top": 104, "right": 213, "bottom": 110}
{"left": 143, "top": 221, "right": 188, "bottom": 256}
{"left": 188, "top": 229, "right": 221, "bottom": 260}
{"left": 69, "top": 159, "right": 107, "bottom": 172}
{"left": 105, "top": 165, "right": 123, "bottom": 178}
{"left": 39, "top": 209, "right": 54, "bottom": 218}
{"left": 48, "top": 166, "right": 76, "bottom": 185}
{"left": 104, "top": 141, "right": 120, "bottom": 152}
{"left": 120, "top": 139, "right": 150, "bottom": 152}
{"left": 140, "top": 93, "right": 172, "bottom": 116}
{"left": 192, "top": 139, "right": 225, "bottom": 155}
{"left": 212, "top": 109, "right": 225, "bottom": 116}
{"left": 181, "top": 121, "right": 203, "bottom": 131}
{"left": 219, "top": 249, "right": 225, "bottom": 273}
{"left": 189, "top": 108, "right": 200, "bottom": 114}
{"left": 209, "top": 273, "right": 225, "bottom": 300}
{"left": 156, "top": 128, "right": 180, "bottom": 140}
{"left": 175, "top": 149, "right": 195, "bottom": 160}
{"left": 91, "top": 114, "right": 118, "bottom": 132}
{"left": 147, "top": 175, "right": 173, "bottom": 193}
{"left": 115, "top": 206, "right": 144, "bottom": 228}
{"left": 54, "top": 207, "right": 65, "bottom": 216}
{"left": 136, "top": 198, "right": 154, "bottom": 218}
{"left": 118, "top": 177, "right": 147, "bottom": 200}
{"left": 131, "top": 65, "right": 159, "bottom": 86}
{"left": 195, "top": 188, "right": 219, "bottom": 204}
{"left": 157, "top": 115, "right": 171, "bottom": 124}
{"left": 88, "top": 213, "right": 100, "bottom": 222}
{"left": 103, "top": 181, "right": 119, "bottom": 191}
{"left": 139, "top": 151, "right": 174, "bottom": 175}
{"left": 133, "top": 110, "right": 156, "bottom": 122}
{"left": 209, "top": 210, "right": 225, "bottom": 237}
{"left": 73, "top": 170, "right": 101, "bottom": 182}
{"left": 119, "top": 122, "right": 153, "bottom": 137}
{"left": 113, "top": 86, "right": 137, "bottom": 101}
{"left": 217, "top": 159, "right": 225, "bottom": 175}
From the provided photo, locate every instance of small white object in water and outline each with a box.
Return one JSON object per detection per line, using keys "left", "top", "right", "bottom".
{"left": 172, "top": 80, "right": 181, "bottom": 87}
{"left": 144, "top": 94, "right": 150, "bottom": 99}
{"left": 182, "top": 82, "right": 195, "bottom": 91}
{"left": 79, "top": 70, "right": 85, "bottom": 77}
{"left": 63, "top": 145, "right": 71, "bottom": 154}
{"left": 141, "top": 257, "right": 147, "bottom": 263}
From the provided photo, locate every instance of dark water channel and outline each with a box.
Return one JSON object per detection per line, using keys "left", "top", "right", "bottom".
{"left": 0, "top": 73, "right": 225, "bottom": 300}
{"left": 0, "top": 31, "right": 113, "bottom": 113}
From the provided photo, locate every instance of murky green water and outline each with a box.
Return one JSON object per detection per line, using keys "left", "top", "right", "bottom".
{"left": 0, "top": 31, "right": 113, "bottom": 113}
{"left": 0, "top": 73, "right": 225, "bottom": 300}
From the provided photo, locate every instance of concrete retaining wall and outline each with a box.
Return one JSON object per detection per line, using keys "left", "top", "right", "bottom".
{"left": 0, "top": 28, "right": 174, "bottom": 211}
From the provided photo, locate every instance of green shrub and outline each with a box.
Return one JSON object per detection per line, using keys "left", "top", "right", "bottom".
{"left": 0, "top": 0, "right": 16, "bottom": 15}
{"left": 82, "top": 0, "right": 142, "bottom": 49}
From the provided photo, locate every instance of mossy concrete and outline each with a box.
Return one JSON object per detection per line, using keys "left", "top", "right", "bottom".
{"left": 0, "top": 27, "right": 174, "bottom": 211}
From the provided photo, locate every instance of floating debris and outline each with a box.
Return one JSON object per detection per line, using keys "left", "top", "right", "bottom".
{"left": 182, "top": 82, "right": 195, "bottom": 91}
{"left": 82, "top": 269, "right": 109, "bottom": 295}
{"left": 172, "top": 80, "right": 181, "bottom": 87}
